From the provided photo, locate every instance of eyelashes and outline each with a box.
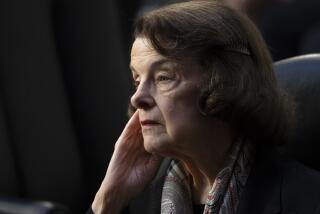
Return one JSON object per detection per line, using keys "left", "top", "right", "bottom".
{"left": 155, "top": 75, "right": 174, "bottom": 83}
{"left": 133, "top": 74, "right": 175, "bottom": 90}
{"left": 133, "top": 70, "right": 180, "bottom": 91}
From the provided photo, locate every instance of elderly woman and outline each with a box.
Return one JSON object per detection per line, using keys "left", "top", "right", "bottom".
{"left": 89, "top": 1, "right": 320, "bottom": 214}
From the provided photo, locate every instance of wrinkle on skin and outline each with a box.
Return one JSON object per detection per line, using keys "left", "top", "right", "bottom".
{"left": 130, "top": 37, "right": 235, "bottom": 204}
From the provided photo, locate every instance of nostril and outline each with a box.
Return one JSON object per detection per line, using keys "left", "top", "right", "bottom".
{"left": 130, "top": 92, "right": 153, "bottom": 110}
{"left": 132, "top": 97, "right": 152, "bottom": 110}
{"left": 130, "top": 82, "right": 154, "bottom": 110}
{"left": 138, "top": 101, "right": 152, "bottom": 109}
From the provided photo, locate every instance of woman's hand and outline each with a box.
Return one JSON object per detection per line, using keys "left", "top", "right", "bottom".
{"left": 92, "top": 110, "right": 163, "bottom": 214}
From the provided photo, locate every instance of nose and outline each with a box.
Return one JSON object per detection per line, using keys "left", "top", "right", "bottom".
{"left": 130, "top": 82, "right": 155, "bottom": 110}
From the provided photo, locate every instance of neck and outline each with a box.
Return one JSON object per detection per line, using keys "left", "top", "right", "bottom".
{"left": 182, "top": 145, "right": 231, "bottom": 204}
{"left": 180, "top": 124, "right": 236, "bottom": 204}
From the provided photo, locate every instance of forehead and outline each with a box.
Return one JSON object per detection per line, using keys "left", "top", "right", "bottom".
{"left": 130, "top": 38, "right": 165, "bottom": 71}
{"left": 131, "top": 38, "right": 157, "bottom": 58}
{"left": 130, "top": 38, "right": 204, "bottom": 80}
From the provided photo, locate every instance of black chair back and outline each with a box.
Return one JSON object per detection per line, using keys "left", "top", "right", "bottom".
{"left": 275, "top": 54, "right": 320, "bottom": 170}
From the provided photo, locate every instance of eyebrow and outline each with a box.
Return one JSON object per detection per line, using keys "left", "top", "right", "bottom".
{"left": 130, "top": 59, "right": 172, "bottom": 75}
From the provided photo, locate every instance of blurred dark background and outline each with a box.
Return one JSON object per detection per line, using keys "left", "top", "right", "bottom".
{"left": 0, "top": 0, "right": 141, "bottom": 212}
{"left": 0, "top": 0, "right": 319, "bottom": 213}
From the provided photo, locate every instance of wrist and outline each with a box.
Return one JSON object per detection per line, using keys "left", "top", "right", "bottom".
{"left": 92, "top": 186, "right": 126, "bottom": 214}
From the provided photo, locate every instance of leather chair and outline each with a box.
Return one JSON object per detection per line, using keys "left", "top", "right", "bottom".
{"left": 0, "top": 198, "right": 70, "bottom": 214}
{"left": 1, "top": 52, "right": 319, "bottom": 213}
{"left": 275, "top": 54, "right": 320, "bottom": 171}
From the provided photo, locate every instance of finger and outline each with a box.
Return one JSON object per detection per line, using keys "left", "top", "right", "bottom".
{"left": 116, "top": 110, "right": 142, "bottom": 148}
{"left": 124, "top": 110, "right": 140, "bottom": 131}
{"left": 119, "top": 110, "right": 140, "bottom": 138}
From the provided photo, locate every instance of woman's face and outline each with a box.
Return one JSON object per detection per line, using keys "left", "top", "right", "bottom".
{"left": 130, "top": 38, "right": 214, "bottom": 157}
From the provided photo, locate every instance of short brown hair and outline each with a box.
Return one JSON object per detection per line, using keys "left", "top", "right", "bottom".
{"left": 131, "top": 0, "right": 294, "bottom": 145}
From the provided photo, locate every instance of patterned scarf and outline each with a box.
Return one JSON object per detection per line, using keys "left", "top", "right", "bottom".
{"left": 161, "top": 137, "right": 254, "bottom": 214}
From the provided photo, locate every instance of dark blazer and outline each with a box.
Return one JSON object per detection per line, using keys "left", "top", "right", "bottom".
{"left": 127, "top": 147, "right": 320, "bottom": 214}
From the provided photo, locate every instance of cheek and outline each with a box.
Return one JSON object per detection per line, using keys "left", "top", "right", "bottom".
{"left": 159, "top": 95, "right": 201, "bottom": 140}
{"left": 156, "top": 81, "right": 203, "bottom": 139}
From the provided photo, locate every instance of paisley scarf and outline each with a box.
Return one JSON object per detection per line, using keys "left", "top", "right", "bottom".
{"left": 161, "top": 137, "right": 254, "bottom": 214}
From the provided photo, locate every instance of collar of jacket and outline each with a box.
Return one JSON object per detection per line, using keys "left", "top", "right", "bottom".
{"left": 236, "top": 146, "right": 282, "bottom": 214}
{"left": 129, "top": 158, "right": 171, "bottom": 214}
{"left": 129, "top": 147, "right": 283, "bottom": 214}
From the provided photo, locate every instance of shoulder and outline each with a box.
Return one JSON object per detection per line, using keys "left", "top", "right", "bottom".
{"left": 245, "top": 147, "right": 320, "bottom": 214}
{"left": 279, "top": 156, "right": 320, "bottom": 186}
{"left": 276, "top": 156, "right": 320, "bottom": 212}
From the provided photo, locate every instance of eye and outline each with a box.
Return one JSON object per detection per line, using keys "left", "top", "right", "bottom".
{"left": 155, "top": 71, "right": 176, "bottom": 83}
{"left": 156, "top": 75, "right": 172, "bottom": 82}
{"left": 154, "top": 71, "right": 178, "bottom": 91}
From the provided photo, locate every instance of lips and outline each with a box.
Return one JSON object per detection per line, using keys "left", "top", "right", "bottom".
{"left": 140, "top": 120, "right": 160, "bottom": 126}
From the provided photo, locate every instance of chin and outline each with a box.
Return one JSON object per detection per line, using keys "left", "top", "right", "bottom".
{"left": 143, "top": 136, "right": 176, "bottom": 157}
{"left": 143, "top": 140, "right": 162, "bottom": 154}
